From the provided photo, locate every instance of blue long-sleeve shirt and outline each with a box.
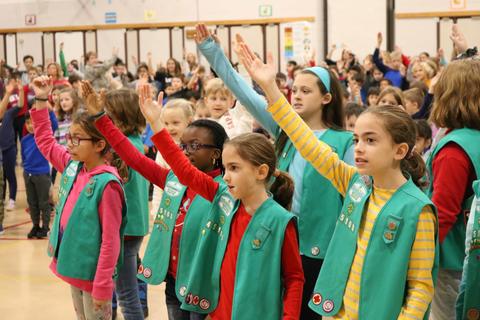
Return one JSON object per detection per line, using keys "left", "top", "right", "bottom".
{"left": 198, "top": 37, "right": 354, "bottom": 215}
{"left": 0, "top": 107, "right": 20, "bottom": 151}
{"left": 21, "top": 134, "right": 50, "bottom": 175}
{"left": 373, "top": 48, "right": 403, "bottom": 88}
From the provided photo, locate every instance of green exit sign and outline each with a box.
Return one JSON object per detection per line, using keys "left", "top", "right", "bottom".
{"left": 259, "top": 5, "right": 272, "bottom": 17}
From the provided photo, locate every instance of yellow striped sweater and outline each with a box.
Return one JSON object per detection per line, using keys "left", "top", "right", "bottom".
{"left": 268, "top": 95, "right": 436, "bottom": 320}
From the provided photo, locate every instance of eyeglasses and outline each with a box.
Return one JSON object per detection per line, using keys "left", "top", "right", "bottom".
{"left": 179, "top": 142, "right": 218, "bottom": 153}
{"left": 65, "top": 133, "right": 95, "bottom": 146}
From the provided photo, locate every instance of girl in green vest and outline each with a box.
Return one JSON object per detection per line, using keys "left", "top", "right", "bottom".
{"left": 456, "top": 180, "right": 480, "bottom": 320}
{"left": 138, "top": 84, "right": 305, "bottom": 319}
{"left": 83, "top": 83, "right": 229, "bottom": 320}
{"left": 236, "top": 42, "right": 437, "bottom": 320}
{"left": 195, "top": 23, "right": 353, "bottom": 320}
{"left": 30, "top": 76, "right": 128, "bottom": 320}
{"left": 83, "top": 82, "right": 149, "bottom": 319}
{"left": 425, "top": 59, "right": 480, "bottom": 320}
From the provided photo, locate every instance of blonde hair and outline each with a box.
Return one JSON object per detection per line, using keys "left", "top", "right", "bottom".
{"left": 403, "top": 88, "right": 424, "bottom": 109}
{"left": 412, "top": 60, "right": 437, "bottom": 79}
{"left": 163, "top": 98, "right": 194, "bottom": 120}
{"left": 204, "top": 78, "right": 233, "bottom": 98}
{"left": 430, "top": 59, "right": 480, "bottom": 129}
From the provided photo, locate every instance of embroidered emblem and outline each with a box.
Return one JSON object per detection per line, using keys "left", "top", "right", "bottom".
{"left": 384, "top": 232, "right": 393, "bottom": 241}
{"left": 388, "top": 222, "right": 397, "bottom": 230}
{"left": 252, "top": 239, "right": 261, "bottom": 248}
{"left": 467, "top": 308, "right": 479, "bottom": 320}
{"left": 137, "top": 264, "right": 144, "bottom": 274}
{"left": 348, "top": 182, "right": 368, "bottom": 203}
{"left": 85, "top": 187, "right": 93, "bottom": 196}
{"left": 199, "top": 299, "right": 210, "bottom": 310}
{"left": 193, "top": 296, "right": 199, "bottom": 306}
{"left": 143, "top": 267, "right": 152, "bottom": 278}
{"left": 312, "top": 293, "right": 322, "bottom": 305}
{"left": 88, "top": 178, "right": 95, "bottom": 185}
{"left": 346, "top": 203, "right": 354, "bottom": 215}
{"left": 311, "top": 247, "right": 320, "bottom": 256}
{"left": 63, "top": 176, "right": 68, "bottom": 185}
{"left": 185, "top": 293, "right": 193, "bottom": 304}
{"left": 219, "top": 215, "right": 225, "bottom": 225}
{"left": 219, "top": 195, "right": 234, "bottom": 216}
{"left": 323, "top": 300, "right": 334, "bottom": 313}
{"left": 164, "top": 181, "right": 182, "bottom": 197}
{"left": 66, "top": 164, "right": 77, "bottom": 177}
{"left": 165, "top": 198, "right": 171, "bottom": 207}
{"left": 179, "top": 286, "right": 187, "bottom": 297}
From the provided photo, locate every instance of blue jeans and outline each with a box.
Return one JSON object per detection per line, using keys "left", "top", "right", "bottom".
{"left": 165, "top": 274, "right": 206, "bottom": 320}
{"left": 115, "top": 237, "right": 144, "bottom": 320}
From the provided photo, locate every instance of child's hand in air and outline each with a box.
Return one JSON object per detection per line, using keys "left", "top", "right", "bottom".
{"left": 138, "top": 83, "right": 164, "bottom": 133}
{"left": 31, "top": 76, "right": 53, "bottom": 109}
{"left": 195, "top": 23, "right": 220, "bottom": 44}
{"left": 80, "top": 81, "right": 105, "bottom": 115}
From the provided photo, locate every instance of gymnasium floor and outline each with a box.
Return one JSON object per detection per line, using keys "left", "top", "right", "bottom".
{"left": 0, "top": 166, "right": 169, "bottom": 319}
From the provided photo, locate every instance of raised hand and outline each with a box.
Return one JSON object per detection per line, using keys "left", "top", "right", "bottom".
{"left": 80, "top": 81, "right": 104, "bottom": 115}
{"left": 138, "top": 84, "right": 164, "bottom": 133}
{"left": 450, "top": 24, "right": 468, "bottom": 54}
{"left": 377, "top": 32, "right": 383, "bottom": 48}
{"left": 31, "top": 76, "right": 53, "bottom": 100}
{"left": 194, "top": 23, "right": 220, "bottom": 44}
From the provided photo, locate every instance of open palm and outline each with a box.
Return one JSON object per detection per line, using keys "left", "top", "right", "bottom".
{"left": 80, "top": 81, "right": 103, "bottom": 115}
{"left": 138, "top": 84, "right": 164, "bottom": 133}
{"left": 235, "top": 34, "right": 276, "bottom": 89}
{"left": 194, "top": 23, "right": 220, "bottom": 44}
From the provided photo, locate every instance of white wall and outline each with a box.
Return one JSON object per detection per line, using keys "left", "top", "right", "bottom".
{"left": 396, "top": 0, "right": 480, "bottom": 12}
{"left": 328, "top": 0, "right": 387, "bottom": 60}
{"left": 395, "top": 18, "right": 437, "bottom": 57}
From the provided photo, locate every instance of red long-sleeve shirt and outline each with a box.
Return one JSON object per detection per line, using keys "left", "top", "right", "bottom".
{"left": 95, "top": 115, "right": 221, "bottom": 278}
{"left": 152, "top": 128, "right": 304, "bottom": 320}
{"left": 431, "top": 142, "right": 476, "bottom": 243}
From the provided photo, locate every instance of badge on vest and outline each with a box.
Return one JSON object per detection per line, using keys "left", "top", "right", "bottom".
{"left": 66, "top": 163, "right": 78, "bottom": 177}
{"left": 339, "top": 212, "right": 356, "bottom": 233}
{"left": 219, "top": 194, "right": 234, "bottom": 216}
{"left": 165, "top": 181, "right": 182, "bottom": 197}
{"left": 85, "top": 178, "right": 96, "bottom": 198}
{"left": 349, "top": 181, "right": 368, "bottom": 203}
{"left": 383, "top": 215, "right": 402, "bottom": 245}
{"left": 467, "top": 308, "right": 479, "bottom": 320}
{"left": 252, "top": 225, "right": 271, "bottom": 250}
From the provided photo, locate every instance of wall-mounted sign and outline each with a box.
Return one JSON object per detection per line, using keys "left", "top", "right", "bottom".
{"left": 259, "top": 5, "right": 273, "bottom": 17}
{"left": 450, "top": 0, "right": 466, "bottom": 9}
{"left": 25, "top": 14, "right": 36, "bottom": 26}
{"left": 105, "top": 11, "right": 117, "bottom": 24}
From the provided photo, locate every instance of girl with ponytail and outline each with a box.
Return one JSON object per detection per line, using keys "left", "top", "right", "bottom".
{"left": 236, "top": 39, "right": 437, "bottom": 320}
{"left": 139, "top": 84, "right": 304, "bottom": 319}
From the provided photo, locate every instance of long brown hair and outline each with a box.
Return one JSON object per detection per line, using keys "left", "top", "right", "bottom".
{"left": 363, "top": 105, "right": 425, "bottom": 187}
{"left": 72, "top": 110, "right": 129, "bottom": 181}
{"left": 57, "top": 88, "right": 81, "bottom": 121}
{"left": 104, "top": 88, "right": 146, "bottom": 136}
{"left": 429, "top": 59, "right": 480, "bottom": 130}
{"left": 226, "top": 133, "right": 294, "bottom": 210}
{"left": 276, "top": 68, "right": 345, "bottom": 155}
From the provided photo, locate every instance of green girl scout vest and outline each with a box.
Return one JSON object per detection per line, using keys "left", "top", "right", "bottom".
{"left": 308, "top": 175, "right": 437, "bottom": 320}
{"left": 47, "top": 161, "right": 127, "bottom": 280}
{"left": 180, "top": 185, "right": 296, "bottom": 319}
{"left": 456, "top": 181, "right": 480, "bottom": 320}
{"left": 123, "top": 135, "right": 149, "bottom": 236}
{"left": 426, "top": 128, "right": 480, "bottom": 271}
{"left": 278, "top": 128, "right": 352, "bottom": 259}
{"left": 137, "top": 172, "right": 223, "bottom": 297}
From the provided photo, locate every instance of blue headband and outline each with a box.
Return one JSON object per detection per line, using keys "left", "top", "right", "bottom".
{"left": 305, "top": 66, "right": 331, "bottom": 93}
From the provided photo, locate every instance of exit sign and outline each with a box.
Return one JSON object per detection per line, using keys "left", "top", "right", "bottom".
{"left": 259, "top": 5, "right": 272, "bottom": 17}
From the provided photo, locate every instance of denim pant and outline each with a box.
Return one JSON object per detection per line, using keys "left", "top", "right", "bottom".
{"left": 23, "top": 172, "right": 51, "bottom": 228}
{"left": 165, "top": 273, "right": 206, "bottom": 320}
{"left": 115, "top": 236, "right": 144, "bottom": 320}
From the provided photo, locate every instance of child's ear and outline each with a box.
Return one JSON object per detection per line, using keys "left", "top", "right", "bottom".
{"left": 426, "top": 138, "right": 432, "bottom": 149}
{"left": 256, "top": 163, "right": 269, "bottom": 181}
{"left": 395, "top": 142, "right": 409, "bottom": 160}
{"left": 321, "top": 93, "right": 333, "bottom": 105}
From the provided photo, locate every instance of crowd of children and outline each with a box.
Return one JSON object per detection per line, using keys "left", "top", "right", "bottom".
{"left": 0, "top": 20, "right": 479, "bottom": 320}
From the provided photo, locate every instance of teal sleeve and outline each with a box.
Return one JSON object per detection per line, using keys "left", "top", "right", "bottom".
{"left": 198, "top": 37, "right": 279, "bottom": 137}
{"left": 59, "top": 50, "right": 69, "bottom": 77}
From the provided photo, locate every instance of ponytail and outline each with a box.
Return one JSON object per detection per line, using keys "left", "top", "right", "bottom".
{"left": 270, "top": 170, "right": 294, "bottom": 210}
{"left": 401, "top": 149, "right": 426, "bottom": 188}
{"left": 108, "top": 149, "right": 130, "bottom": 183}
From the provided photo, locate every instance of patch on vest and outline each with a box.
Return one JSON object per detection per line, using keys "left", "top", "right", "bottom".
{"left": 179, "top": 286, "right": 187, "bottom": 297}
{"left": 311, "top": 246, "right": 320, "bottom": 256}
{"left": 467, "top": 308, "right": 479, "bottom": 320}
{"left": 137, "top": 264, "right": 144, "bottom": 274}
{"left": 66, "top": 164, "right": 78, "bottom": 177}
{"left": 192, "top": 296, "right": 199, "bottom": 306}
{"left": 143, "top": 267, "right": 152, "bottom": 278}
{"left": 199, "top": 299, "right": 210, "bottom": 310}
{"left": 219, "top": 195, "right": 234, "bottom": 216}
{"left": 323, "top": 300, "right": 334, "bottom": 313}
{"left": 348, "top": 181, "right": 368, "bottom": 203}
{"left": 185, "top": 293, "right": 193, "bottom": 304}
{"left": 165, "top": 181, "right": 182, "bottom": 197}
{"left": 339, "top": 213, "right": 356, "bottom": 232}
{"left": 312, "top": 293, "right": 322, "bottom": 305}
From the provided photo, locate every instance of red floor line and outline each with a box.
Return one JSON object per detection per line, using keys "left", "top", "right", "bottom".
{"left": 4, "top": 220, "right": 32, "bottom": 230}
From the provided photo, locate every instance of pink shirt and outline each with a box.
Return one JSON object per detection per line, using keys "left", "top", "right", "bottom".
{"left": 31, "top": 107, "right": 124, "bottom": 301}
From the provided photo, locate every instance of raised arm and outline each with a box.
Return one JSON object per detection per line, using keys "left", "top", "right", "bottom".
{"left": 80, "top": 81, "right": 169, "bottom": 189}
{"left": 137, "top": 83, "right": 219, "bottom": 201}
{"left": 30, "top": 76, "right": 71, "bottom": 172}
{"left": 236, "top": 40, "right": 357, "bottom": 196}
{"left": 195, "top": 24, "right": 278, "bottom": 136}
{"left": 372, "top": 32, "right": 389, "bottom": 74}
